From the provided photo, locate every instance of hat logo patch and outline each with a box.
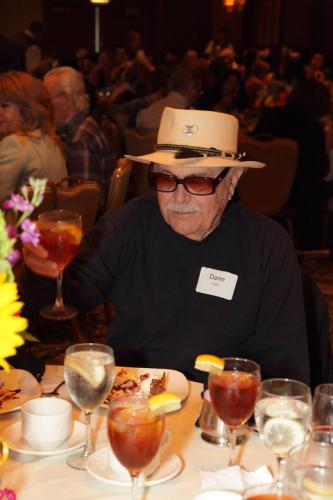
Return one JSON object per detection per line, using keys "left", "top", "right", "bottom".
{"left": 182, "top": 124, "right": 198, "bottom": 137}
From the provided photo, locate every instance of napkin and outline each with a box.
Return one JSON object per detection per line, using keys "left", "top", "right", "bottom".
{"left": 200, "top": 465, "right": 273, "bottom": 493}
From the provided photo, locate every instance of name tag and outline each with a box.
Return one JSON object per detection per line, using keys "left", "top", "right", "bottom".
{"left": 195, "top": 267, "right": 238, "bottom": 300}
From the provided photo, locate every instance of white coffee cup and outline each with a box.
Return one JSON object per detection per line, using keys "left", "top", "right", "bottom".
{"left": 21, "top": 397, "right": 73, "bottom": 450}
{"left": 108, "top": 429, "right": 171, "bottom": 479}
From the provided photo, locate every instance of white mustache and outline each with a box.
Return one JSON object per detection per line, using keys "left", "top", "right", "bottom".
{"left": 166, "top": 201, "right": 201, "bottom": 214}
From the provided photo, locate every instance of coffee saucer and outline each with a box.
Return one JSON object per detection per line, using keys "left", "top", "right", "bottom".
{"left": 1, "top": 420, "right": 85, "bottom": 456}
{"left": 86, "top": 447, "right": 184, "bottom": 487}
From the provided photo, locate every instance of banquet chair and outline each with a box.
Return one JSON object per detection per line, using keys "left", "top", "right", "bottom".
{"left": 237, "top": 135, "right": 299, "bottom": 240}
{"left": 103, "top": 158, "right": 133, "bottom": 322}
{"left": 99, "top": 115, "right": 124, "bottom": 159}
{"left": 106, "top": 158, "right": 132, "bottom": 211}
{"left": 30, "top": 177, "right": 102, "bottom": 235}
{"left": 124, "top": 127, "right": 157, "bottom": 196}
{"left": 299, "top": 251, "right": 333, "bottom": 390}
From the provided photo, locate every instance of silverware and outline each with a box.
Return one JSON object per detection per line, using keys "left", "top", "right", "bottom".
{"left": 42, "top": 380, "right": 65, "bottom": 397}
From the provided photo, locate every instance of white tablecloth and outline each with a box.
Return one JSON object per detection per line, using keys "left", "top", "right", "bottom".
{"left": 0, "top": 365, "right": 277, "bottom": 499}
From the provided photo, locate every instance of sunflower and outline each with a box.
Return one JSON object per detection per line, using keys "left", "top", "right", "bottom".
{"left": 0, "top": 273, "right": 26, "bottom": 371}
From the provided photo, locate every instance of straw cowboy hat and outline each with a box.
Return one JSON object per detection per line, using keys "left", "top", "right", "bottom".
{"left": 125, "top": 107, "right": 265, "bottom": 169}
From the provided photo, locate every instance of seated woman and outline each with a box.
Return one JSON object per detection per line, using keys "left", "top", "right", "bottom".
{"left": 213, "top": 68, "right": 248, "bottom": 116}
{"left": 0, "top": 71, "right": 67, "bottom": 202}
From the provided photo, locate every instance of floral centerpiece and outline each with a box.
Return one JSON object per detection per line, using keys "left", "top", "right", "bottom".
{"left": 0, "top": 178, "right": 46, "bottom": 499}
{"left": 0, "top": 177, "right": 46, "bottom": 370}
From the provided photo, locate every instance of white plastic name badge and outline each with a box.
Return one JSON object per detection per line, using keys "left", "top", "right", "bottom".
{"left": 195, "top": 266, "right": 238, "bottom": 300}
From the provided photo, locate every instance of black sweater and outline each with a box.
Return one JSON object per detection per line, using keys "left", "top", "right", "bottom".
{"left": 23, "top": 197, "right": 310, "bottom": 384}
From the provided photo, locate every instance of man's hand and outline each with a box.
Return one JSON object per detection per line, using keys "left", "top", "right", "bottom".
{"left": 22, "top": 242, "right": 59, "bottom": 278}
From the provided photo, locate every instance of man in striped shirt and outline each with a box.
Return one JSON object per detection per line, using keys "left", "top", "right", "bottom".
{"left": 44, "top": 66, "right": 115, "bottom": 204}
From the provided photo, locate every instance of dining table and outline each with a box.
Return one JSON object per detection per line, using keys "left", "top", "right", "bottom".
{"left": 0, "top": 365, "right": 277, "bottom": 500}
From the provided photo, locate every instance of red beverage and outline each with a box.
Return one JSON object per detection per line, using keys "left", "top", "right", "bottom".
{"left": 38, "top": 221, "right": 82, "bottom": 271}
{"left": 312, "top": 425, "right": 333, "bottom": 432}
{"left": 108, "top": 407, "right": 165, "bottom": 476}
{"left": 247, "top": 495, "right": 300, "bottom": 500}
{"left": 208, "top": 370, "right": 259, "bottom": 428}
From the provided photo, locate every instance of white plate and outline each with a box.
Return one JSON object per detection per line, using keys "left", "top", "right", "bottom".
{"left": 86, "top": 447, "right": 183, "bottom": 487}
{"left": 1, "top": 420, "right": 85, "bottom": 456}
{"left": 60, "top": 366, "right": 190, "bottom": 408}
{"left": 0, "top": 369, "right": 41, "bottom": 414}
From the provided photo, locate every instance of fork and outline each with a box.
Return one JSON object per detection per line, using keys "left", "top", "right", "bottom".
{"left": 42, "top": 380, "right": 65, "bottom": 397}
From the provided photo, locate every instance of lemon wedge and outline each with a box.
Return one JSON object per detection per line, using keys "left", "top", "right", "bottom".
{"left": 0, "top": 439, "right": 9, "bottom": 466}
{"left": 262, "top": 417, "right": 305, "bottom": 455}
{"left": 148, "top": 392, "right": 181, "bottom": 415}
{"left": 64, "top": 358, "right": 105, "bottom": 388}
{"left": 194, "top": 354, "right": 225, "bottom": 373}
{"left": 302, "top": 477, "right": 333, "bottom": 497}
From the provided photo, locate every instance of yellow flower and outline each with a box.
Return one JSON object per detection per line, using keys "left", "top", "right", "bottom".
{"left": 0, "top": 273, "right": 26, "bottom": 371}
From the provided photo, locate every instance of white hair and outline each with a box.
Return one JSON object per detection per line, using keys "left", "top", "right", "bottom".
{"left": 44, "top": 66, "right": 89, "bottom": 112}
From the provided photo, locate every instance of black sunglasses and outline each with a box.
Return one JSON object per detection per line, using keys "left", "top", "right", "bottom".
{"left": 148, "top": 166, "right": 230, "bottom": 196}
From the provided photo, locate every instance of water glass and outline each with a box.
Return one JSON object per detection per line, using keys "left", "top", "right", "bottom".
{"left": 312, "top": 383, "right": 333, "bottom": 432}
{"left": 255, "top": 378, "right": 312, "bottom": 487}
{"left": 286, "top": 437, "right": 333, "bottom": 498}
{"left": 64, "top": 343, "right": 115, "bottom": 470}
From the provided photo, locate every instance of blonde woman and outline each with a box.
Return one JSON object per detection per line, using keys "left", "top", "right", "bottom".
{"left": 0, "top": 71, "right": 67, "bottom": 202}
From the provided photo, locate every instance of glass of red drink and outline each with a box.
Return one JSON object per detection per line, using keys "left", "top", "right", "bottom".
{"left": 108, "top": 394, "right": 165, "bottom": 499}
{"left": 243, "top": 482, "right": 302, "bottom": 500}
{"left": 208, "top": 357, "right": 260, "bottom": 466}
{"left": 38, "top": 209, "right": 83, "bottom": 320}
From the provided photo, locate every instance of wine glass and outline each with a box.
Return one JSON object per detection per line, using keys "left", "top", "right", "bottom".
{"left": 64, "top": 343, "right": 115, "bottom": 470}
{"left": 208, "top": 357, "right": 261, "bottom": 466}
{"left": 286, "top": 438, "right": 333, "bottom": 498}
{"left": 255, "top": 379, "right": 312, "bottom": 490}
{"left": 312, "top": 384, "right": 333, "bottom": 434}
{"left": 108, "top": 394, "right": 165, "bottom": 500}
{"left": 38, "top": 209, "right": 83, "bottom": 321}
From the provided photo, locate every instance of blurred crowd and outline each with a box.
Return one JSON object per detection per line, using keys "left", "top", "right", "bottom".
{"left": 1, "top": 23, "right": 333, "bottom": 248}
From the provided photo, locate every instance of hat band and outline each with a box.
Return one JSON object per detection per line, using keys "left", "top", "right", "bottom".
{"left": 154, "top": 143, "right": 246, "bottom": 160}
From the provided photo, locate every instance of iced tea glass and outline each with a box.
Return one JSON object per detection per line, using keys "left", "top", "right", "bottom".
{"left": 243, "top": 482, "right": 303, "bottom": 500}
{"left": 208, "top": 357, "right": 261, "bottom": 466}
{"left": 108, "top": 394, "right": 165, "bottom": 500}
{"left": 38, "top": 209, "right": 82, "bottom": 320}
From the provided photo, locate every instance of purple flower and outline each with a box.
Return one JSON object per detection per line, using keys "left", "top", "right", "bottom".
{"left": 19, "top": 219, "right": 40, "bottom": 246}
{"left": 3, "top": 194, "right": 34, "bottom": 212}
{"left": 7, "top": 249, "right": 21, "bottom": 266}
{"left": 0, "top": 489, "right": 16, "bottom": 500}
{"left": 6, "top": 224, "right": 17, "bottom": 239}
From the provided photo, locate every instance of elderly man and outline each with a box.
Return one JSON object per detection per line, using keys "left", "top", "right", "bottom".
{"left": 135, "top": 68, "right": 200, "bottom": 130}
{"left": 43, "top": 66, "right": 114, "bottom": 203}
{"left": 22, "top": 107, "right": 310, "bottom": 384}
